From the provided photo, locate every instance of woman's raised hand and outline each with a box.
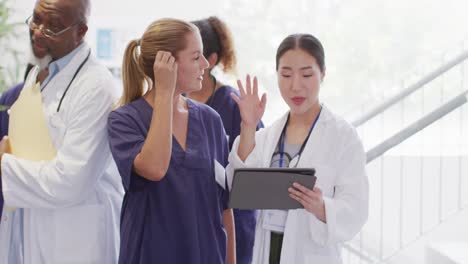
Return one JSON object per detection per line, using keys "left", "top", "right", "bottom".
{"left": 153, "top": 51, "right": 178, "bottom": 96}
{"left": 231, "top": 74, "right": 267, "bottom": 128}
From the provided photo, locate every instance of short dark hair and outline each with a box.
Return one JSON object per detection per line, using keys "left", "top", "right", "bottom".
{"left": 276, "top": 34, "right": 325, "bottom": 72}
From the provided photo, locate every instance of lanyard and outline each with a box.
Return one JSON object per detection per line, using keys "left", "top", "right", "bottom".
{"left": 278, "top": 105, "right": 322, "bottom": 168}
{"left": 41, "top": 50, "right": 91, "bottom": 112}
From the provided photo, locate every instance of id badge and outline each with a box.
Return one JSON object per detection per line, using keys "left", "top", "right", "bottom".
{"left": 262, "top": 210, "right": 288, "bottom": 233}
{"left": 214, "top": 160, "right": 226, "bottom": 190}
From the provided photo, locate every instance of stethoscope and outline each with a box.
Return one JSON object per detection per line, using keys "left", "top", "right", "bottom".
{"left": 41, "top": 50, "right": 91, "bottom": 113}
{"left": 274, "top": 105, "right": 322, "bottom": 168}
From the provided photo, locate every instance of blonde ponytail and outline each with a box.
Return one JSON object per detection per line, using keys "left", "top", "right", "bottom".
{"left": 120, "top": 39, "right": 147, "bottom": 106}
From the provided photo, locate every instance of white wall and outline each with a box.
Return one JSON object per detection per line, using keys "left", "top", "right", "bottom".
{"left": 6, "top": 0, "right": 468, "bottom": 125}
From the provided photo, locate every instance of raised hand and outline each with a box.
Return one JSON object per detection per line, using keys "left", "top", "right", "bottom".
{"left": 153, "top": 51, "right": 178, "bottom": 96}
{"left": 231, "top": 74, "right": 267, "bottom": 128}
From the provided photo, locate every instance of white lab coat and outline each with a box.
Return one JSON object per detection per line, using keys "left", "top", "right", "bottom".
{"left": 227, "top": 105, "right": 369, "bottom": 264}
{"left": 0, "top": 44, "right": 124, "bottom": 264}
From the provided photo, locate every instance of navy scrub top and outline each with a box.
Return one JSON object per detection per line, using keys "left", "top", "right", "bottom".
{"left": 108, "top": 97, "right": 230, "bottom": 264}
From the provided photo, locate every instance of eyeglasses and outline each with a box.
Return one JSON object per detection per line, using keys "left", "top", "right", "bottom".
{"left": 25, "top": 15, "right": 81, "bottom": 38}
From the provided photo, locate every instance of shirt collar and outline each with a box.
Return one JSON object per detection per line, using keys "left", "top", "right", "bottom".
{"left": 48, "top": 42, "right": 86, "bottom": 75}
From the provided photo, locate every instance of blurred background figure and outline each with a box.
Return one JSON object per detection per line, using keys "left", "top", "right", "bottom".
{"left": 190, "top": 16, "right": 264, "bottom": 264}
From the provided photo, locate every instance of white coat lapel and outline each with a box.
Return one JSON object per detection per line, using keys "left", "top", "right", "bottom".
{"left": 41, "top": 44, "right": 92, "bottom": 108}
{"left": 280, "top": 105, "right": 334, "bottom": 263}
{"left": 261, "top": 113, "right": 289, "bottom": 167}
{"left": 41, "top": 45, "right": 92, "bottom": 148}
{"left": 294, "top": 104, "right": 335, "bottom": 168}
{"left": 280, "top": 209, "right": 298, "bottom": 262}
{"left": 252, "top": 113, "right": 289, "bottom": 263}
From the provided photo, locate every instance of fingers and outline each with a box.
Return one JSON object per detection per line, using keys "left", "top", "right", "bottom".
{"left": 253, "top": 76, "right": 258, "bottom": 95}
{"left": 230, "top": 92, "right": 241, "bottom": 106}
{"left": 238, "top": 74, "right": 259, "bottom": 96}
{"left": 168, "top": 56, "right": 175, "bottom": 65}
{"left": 292, "top": 182, "right": 314, "bottom": 196}
{"left": 155, "top": 51, "right": 174, "bottom": 65}
{"left": 5, "top": 137, "right": 11, "bottom": 153}
{"left": 312, "top": 186, "right": 323, "bottom": 196}
{"left": 289, "top": 191, "right": 308, "bottom": 208}
{"left": 289, "top": 183, "right": 322, "bottom": 202}
{"left": 161, "top": 52, "right": 170, "bottom": 63}
{"left": 237, "top": 79, "right": 245, "bottom": 97}
{"left": 0, "top": 136, "right": 8, "bottom": 153}
{"left": 288, "top": 186, "right": 313, "bottom": 204}
{"left": 155, "top": 51, "right": 163, "bottom": 64}
{"left": 246, "top": 74, "right": 252, "bottom": 95}
{"left": 253, "top": 76, "right": 258, "bottom": 96}
{"left": 288, "top": 187, "right": 314, "bottom": 211}
{"left": 168, "top": 56, "right": 177, "bottom": 71}
{"left": 289, "top": 183, "right": 326, "bottom": 220}
{"left": 152, "top": 51, "right": 177, "bottom": 93}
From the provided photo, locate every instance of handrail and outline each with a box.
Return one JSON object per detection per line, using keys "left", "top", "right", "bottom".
{"left": 366, "top": 89, "right": 468, "bottom": 163}
{"left": 352, "top": 50, "right": 468, "bottom": 127}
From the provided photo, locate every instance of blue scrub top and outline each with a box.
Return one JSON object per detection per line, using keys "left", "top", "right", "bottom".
{"left": 0, "top": 83, "right": 24, "bottom": 220}
{"left": 108, "top": 97, "right": 230, "bottom": 264}
{"left": 206, "top": 85, "right": 264, "bottom": 264}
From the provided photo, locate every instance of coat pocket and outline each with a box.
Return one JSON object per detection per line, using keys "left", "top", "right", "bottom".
{"left": 53, "top": 204, "right": 106, "bottom": 263}
{"left": 313, "top": 164, "right": 336, "bottom": 197}
{"left": 303, "top": 243, "right": 341, "bottom": 263}
{"left": 48, "top": 113, "right": 67, "bottom": 147}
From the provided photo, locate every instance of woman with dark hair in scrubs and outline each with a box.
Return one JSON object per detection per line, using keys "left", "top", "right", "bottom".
{"left": 190, "top": 16, "right": 263, "bottom": 264}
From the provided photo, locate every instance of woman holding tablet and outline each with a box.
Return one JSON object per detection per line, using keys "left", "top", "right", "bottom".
{"left": 227, "top": 33, "right": 368, "bottom": 263}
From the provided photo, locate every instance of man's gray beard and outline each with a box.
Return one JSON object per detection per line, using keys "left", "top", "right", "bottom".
{"left": 31, "top": 55, "right": 52, "bottom": 70}
{"left": 29, "top": 46, "right": 52, "bottom": 70}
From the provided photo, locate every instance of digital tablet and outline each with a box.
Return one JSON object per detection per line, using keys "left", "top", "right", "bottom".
{"left": 229, "top": 168, "right": 316, "bottom": 210}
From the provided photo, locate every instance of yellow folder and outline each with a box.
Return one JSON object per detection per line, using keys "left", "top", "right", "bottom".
{"left": 8, "top": 66, "right": 57, "bottom": 161}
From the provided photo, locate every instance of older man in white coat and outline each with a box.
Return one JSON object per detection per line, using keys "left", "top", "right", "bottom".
{"left": 0, "top": 0, "right": 123, "bottom": 263}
